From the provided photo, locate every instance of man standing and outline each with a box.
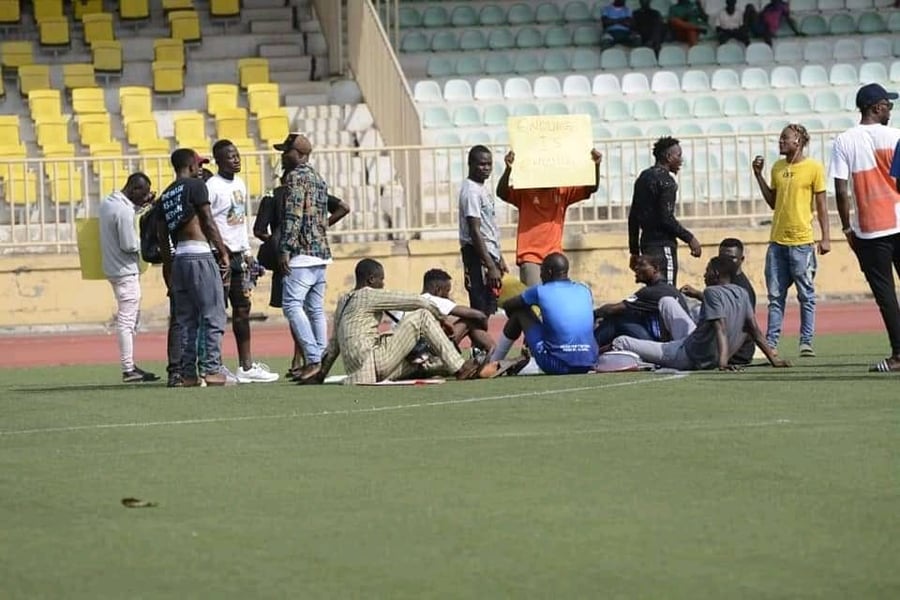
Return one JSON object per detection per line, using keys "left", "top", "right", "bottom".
{"left": 207, "top": 139, "right": 278, "bottom": 383}
{"left": 628, "top": 136, "right": 702, "bottom": 287}
{"left": 752, "top": 124, "right": 829, "bottom": 357}
{"left": 831, "top": 83, "right": 900, "bottom": 373}
{"left": 158, "top": 149, "right": 232, "bottom": 387}
{"left": 494, "top": 253, "right": 599, "bottom": 375}
{"left": 459, "top": 144, "right": 507, "bottom": 315}
{"left": 98, "top": 173, "right": 159, "bottom": 383}
{"left": 613, "top": 257, "right": 790, "bottom": 371}
{"left": 496, "top": 148, "right": 602, "bottom": 287}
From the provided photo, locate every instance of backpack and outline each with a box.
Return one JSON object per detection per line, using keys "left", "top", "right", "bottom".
{"left": 139, "top": 203, "right": 164, "bottom": 264}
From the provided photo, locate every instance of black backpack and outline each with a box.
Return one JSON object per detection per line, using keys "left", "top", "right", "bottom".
{"left": 139, "top": 203, "right": 164, "bottom": 264}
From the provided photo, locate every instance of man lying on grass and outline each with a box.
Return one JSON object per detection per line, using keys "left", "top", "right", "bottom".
{"left": 611, "top": 256, "right": 791, "bottom": 371}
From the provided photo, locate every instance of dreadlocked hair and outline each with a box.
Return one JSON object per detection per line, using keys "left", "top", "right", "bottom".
{"left": 784, "top": 123, "right": 809, "bottom": 149}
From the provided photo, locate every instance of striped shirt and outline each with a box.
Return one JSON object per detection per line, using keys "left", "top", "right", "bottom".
{"left": 829, "top": 124, "right": 900, "bottom": 239}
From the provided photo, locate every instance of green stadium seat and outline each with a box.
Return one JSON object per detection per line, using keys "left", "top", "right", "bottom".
{"left": 856, "top": 12, "right": 886, "bottom": 34}
{"left": 475, "top": 79, "right": 503, "bottom": 101}
{"left": 774, "top": 41, "right": 802, "bottom": 64}
{"left": 515, "top": 26, "right": 543, "bottom": 48}
{"left": 400, "top": 31, "right": 429, "bottom": 53}
{"left": 572, "top": 49, "right": 601, "bottom": 70}
{"left": 507, "top": 2, "right": 535, "bottom": 25}
{"left": 889, "top": 12, "right": 900, "bottom": 33}
{"left": 562, "top": 74, "right": 592, "bottom": 97}
{"left": 451, "top": 5, "right": 478, "bottom": 27}
{"left": 564, "top": 1, "right": 592, "bottom": 22}
{"left": 534, "top": 75, "right": 563, "bottom": 98}
{"left": 629, "top": 47, "right": 657, "bottom": 69}
{"left": 484, "top": 53, "right": 514, "bottom": 75}
{"left": 483, "top": 104, "right": 509, "bottom": 126}
{"left": 600, "top": 48, "right": 627, "bottom": 69}
{"left": 542, "top": 102, "right": 569, "bottom": 116}
{"left": 443, "top": 79, "right": 473, "bottom": 102}
{"left": 535, "top": 2, "right": 562, "bottom": 24}
{"left": 513, "top": 53, "right": 542, "bottom": 74}
{"left": 452, "top": 106, "right": 481, "bottom": 128}
{"left": 544, "top": 25, "right": 572, "bottom": 47}
{"left": 800, "top": 65, "right": 828, "bottom": 87}
{"left": 573, "top": 25, "right": 602, "bottom": 46}
{"left": 658, "top": 46, "right": 686, "bottom": 68}
{"left": 592, "top": 73, "right": 621, "bottom": 95}
{"left": 398, "top": 6, "right": 421, "bottom": 28}
{"left": 413, "top": 81, "right": 441, "bottom": 103}
{"left": 723, "top": 96, "right": 752, "bottom": 116}
{"left": 512, "top": 103, "right": 540, "bottom": 117}
{"left": 716, "top": 43, "right": 744, "bottom": 66}
{"left": 488, "top": 28, "right": 515, "bottom": 50}
{"left": 833, "top": 39, "right": 862, "bottom": 61}
{"left": 542, "top": 50, "right": 571, "bottom": 72}
{"left": 573, "top": 100, "right": 601, "bottom": 120}
{"left": 455, "top": 55, "right": 483, "bottom": 76}
{"left": 692, "top": 96, "right": 722, "bottom": 118}
{"left": 622, "top": 72, "right": 650, "bottom": 94}
{"left": 745, "top": 43, "right": 773, "bottom": 65}
{"left": 859, "top": 62, "right": 888, "bottom": 85}
{"left": 799, "top": 15, "right": 827, "bottom": 36}
{"left": 829, "top": 63, "right": 857, "bottom": 86}
{"left": 783, "top": 93, "right": 812, "bottom": 115}
{"left": 422, "top": 106, "right": 451, "bottom": 128}
{"left": 459, "top": 30, "right": 487, "bottom": 51}
{"left": 753, "top": 94, "right": 782, "bottom": 116}
{"left": 421, "top": 6, "right": 449, "bottom": 27}
{"left": 770, "top": 66, "right": 799, "bottom": 89}
{"left": 687, "top": 44, "right": 716, "bottom": 66}
{"left": 663, "top": 97, "right": 690, "bottom": 119}
{"left": 862, "top": 37, "right": 891, "bottom": 59}
{"left": 426, "top": 56, "right": 454, "bottom": 78}
{"left": 828, "top": 14, "right": 856, "bottom": 35}
{"left": 430, "top": 31, "right": 459, "bottom": 52}
{"left": 651, "top": 71, "right": 680, "bottom": 93}
{"left": 632, "top": 99, "right": 661, "bottom": 121}
{"left": 479, "top": 4, "right": 506, "bottom": 26}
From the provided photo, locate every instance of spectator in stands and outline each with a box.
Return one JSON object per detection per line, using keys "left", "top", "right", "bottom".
{"left": 758, "top": 0, "right": 803, "bottom": 46}
{"left": 716, "top": 0, "right": 750, "bottom": 45}
{"left": 832, "top": 84, "right": 900, "bottom": 373}
{"left": 752, "top": 124, "right": 829, "bottom": 358}
{"left": 459, "top": 145, "right": 507, "bottom": 316}
{"left": 628, "top": 136, "right": 702, "bottom": 287}
{"left": 98, "top": 172, "right": 160, "bottom": 384}
{"left": 496, "top": 148, "right": 602, "bottom": 287}
{"left": 208, "top": 140, "right": 278, "bottom": 383}
{"left": 633, "top": 0, "right": 666, "bottom": 56}
{"left": 600, "top": 0, "right": 642, "bottom": 49}
{"left": 742, "top": 3, "right": 764, "bottom": 41}
{"left": 668, "top": 0, "right": 708, "bottom": 47}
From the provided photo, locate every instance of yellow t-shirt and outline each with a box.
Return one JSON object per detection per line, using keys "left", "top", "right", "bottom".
{"left": 769, "top": 157, "right": 826, "bottom": 245}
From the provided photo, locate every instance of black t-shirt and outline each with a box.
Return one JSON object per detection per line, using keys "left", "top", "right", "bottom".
{"left": 160, "top": 176, "right": 209, "bottom": 236}
{"left": 628, "top": 165, "right": 694, "bottom": 253}
{"left": 624, "top": 279, "right": 688, "bottom": 316}
{"left": 730, "top": 271, "right": 757, "bottom": 365}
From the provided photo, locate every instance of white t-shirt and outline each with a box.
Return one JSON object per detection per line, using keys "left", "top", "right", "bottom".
{"left": 388, "top": 292, "right": 457, "bottom": 327}
{"left": 716, "top": 9, "right": 742, "bottom": 30}
{"left": 207, "top": 173, "right": 250, "bottom": 252}
{"left": 458, "top": 178, "right": 501, "bottom": 262}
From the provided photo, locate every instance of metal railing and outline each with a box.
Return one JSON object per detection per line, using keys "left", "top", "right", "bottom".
{"left": 0, "top": 129, "right": 843, "bottom": 253}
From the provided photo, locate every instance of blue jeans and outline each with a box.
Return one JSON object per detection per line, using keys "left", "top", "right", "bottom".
{"left": 282, "top": 265, "right": 327, "bottom": 364}
{"left": 765, "top": 242, "right": 816, "bottom": 348}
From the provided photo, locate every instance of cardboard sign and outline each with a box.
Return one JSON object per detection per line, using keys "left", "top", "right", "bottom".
{"left": 507, "top": 114, "right": 594, "bottom": 189}
{"left": 76, "top": 217, "right": 148, "bottom": 281}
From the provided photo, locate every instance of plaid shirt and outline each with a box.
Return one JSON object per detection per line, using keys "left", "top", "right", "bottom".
{"left": 279, "top": 163, "right": 331, "bottom": 259}
{"left": 324, "top": 287, "right": 440, "bottom": 384}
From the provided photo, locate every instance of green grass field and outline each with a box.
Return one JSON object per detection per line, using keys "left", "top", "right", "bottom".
{"left": 2, "top": 333, "right": 899, "bottom": 599}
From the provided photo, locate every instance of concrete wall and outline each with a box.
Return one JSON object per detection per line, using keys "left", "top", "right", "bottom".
{"left": 0, "top": 228, "right": 875, "bottom": 331}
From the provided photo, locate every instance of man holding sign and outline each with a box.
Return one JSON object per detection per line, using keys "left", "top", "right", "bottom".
{"left": 497, "top": 148, "right": 602, "bottom": 286}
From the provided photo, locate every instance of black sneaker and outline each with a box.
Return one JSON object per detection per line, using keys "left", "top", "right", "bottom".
{"left": 133, "top": 366, "right": 160, "bottom": 381}
{"left": 167, "top": 374, "right": 183, "bottom": 388}
{"left": 123, "top": 368, "right": 160, "bottom": 383}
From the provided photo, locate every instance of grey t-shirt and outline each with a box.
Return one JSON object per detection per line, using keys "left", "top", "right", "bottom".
{"left": 682, "top": 284, "right": 754, "bottom": 369}
{"left": 458, "top": 178, "right": 501, "bottom": 262}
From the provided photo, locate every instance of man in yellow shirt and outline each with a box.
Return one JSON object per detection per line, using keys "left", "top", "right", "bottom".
{"left": 752, "top": 124, "right": 830, "bottom": 357}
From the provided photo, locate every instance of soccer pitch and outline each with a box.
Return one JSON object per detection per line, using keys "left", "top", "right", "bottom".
{"left": 2, "top": 333, "right": 899, "bottom": 599}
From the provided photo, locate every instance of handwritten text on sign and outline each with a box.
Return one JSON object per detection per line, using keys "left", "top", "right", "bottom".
{"left": 507, "top": 114, "right": 594, "bottom": 189}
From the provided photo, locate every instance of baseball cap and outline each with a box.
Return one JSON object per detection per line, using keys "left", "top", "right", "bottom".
{"left": 274, "top": 133, "right": 302, "bottom": 152}
{"left": 193, "top": 151, "right": 210, "bottom": 165}
{"left": 855, "top": 83, "right": 898, "bottom": 110}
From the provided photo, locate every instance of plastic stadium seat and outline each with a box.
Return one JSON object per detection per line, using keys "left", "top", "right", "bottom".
{"left": 828, "top": 14, "right": 856, "bottom": 35}
{"left": 562, "top": 74, "right": 592, "bottom": 97}
{"left": 783, "top": 93, "right": 812, "bottom": 115}
{"left": 891, "top": 61, "right": 900, "bottom": 84}
{"left": 422, "top": 6, "right": 449, "bottom": 27}
{"left": 247, "top": 82, "right": 280, "bottom": 115}
{"left": 400, "top": 31, "right": 429, "bottom": 52}
{"left": 829, "top": 116, "right": 856, "bottom": 130}
{"left": 622, "top": 72, "right": 650, "bottom": 95}
{"left": 862, "top": 37, "right": 892, "bottom": 59}
{"left": 681, "top": 70, "right": 710, "bottom": 92}
{"left": 0, "top": 76, "right": 5, "bottom": 99}
{"left": 459, "top": 30, "right": 487, "bottom": 51}
{"left": 450, "top": 5, "right": 477, "bottom": 27}
{"left": 890, "top": 12, "right": 900, "bottom": 33}
{"left": 28, "top": 89, "right": 62, "bottom": 120}
{"left": 206, "top": 83, "right": 238, "bottom": 117}
{"left": 34, "top": 0, "right": 63, "bottom": 21}
{"left": 426, "top": 57, "right": 454, "bottom": 78}
{"left": 711, "top": 68, "right": 740, "bottom": 91}
{"left": 256, "top": 108, "right": 289, "bottom": 145}
{"left": 39, "top": 16, "right": 70, "bottom": 49}
{"left": 72, "top": 87, "right": 106, "bottom": 114}
{"left": 483, "top": 104, "right": 509, "bottom": 126}
{"left": 168, "top": 10, "right": 202, "bottom": 44}
{"left": 745, "top": 43, "right": 774, "bottom": 66}
{"left": 152, "top": 61, "right": 185, "bottom": 95}
{"left": 692, "top": 96, "right": 722, "bottom": 118}
{"left": 119, "top": 86, "right": 152, "bottom": 116}
{"left": 629, "top": 47, "right": 657, "bottom": 69}
{"left": 716, "top": 43, "right": 744, "bottom": 66}
{"left": 45, "top": 151, "right": 85, "bottom": 205}
{"left": 770, "top": 66, "right": 800, "bottom": 89}
{"left": 800, "top": 65, "right": 828, "bottom": 87}
{"left": 592, "top": 73, "right": 621, "bottom": 96}
{"left": 817, "top": 0, "right": 844, "bottom": 9}
{"left": 708, "top": 121, "right": 735, "bottom": 135}
{"left": 124, "top": 114, "right": 160, "bottom": 146}
{"left": 479, "top": 4, "right": 506, "bottom": 26}
{"left": 238, "top": 58, "right": 269, "bottom": 89}
{"left": 833, "top": 39, "right": 862, "bottom": 61}
{"left": 507, "top": 2, "right": 535, "bottom": 25}
{"left": 803, "top": 41, "right": 830, "bottom": 64}
{"left": 564, "top": 1, "right": 592, "bottom": 22}
{"left": 397, "top": 6, "right": 421, "bottom": 28}
{"left": 602, "top": 100, "right": 630, "bottom": 121}
{"left": 215, "top": 108, "right": 249, "bottom": 140}
{"left": 173, "top": 112, "right": 207, "bottom": 145}
{"left": 63, "top": 64, "right": 97, "bottom": 91}
{"left": 453, "top": 106, "right": 481, "bottom": 127}
{"left": 443, "top": 79, "right": 473, "bottom": 102}
{"left": 120, "top": 0, "right": 150, "bottom": 21}
{"left": 856, "top": 12, "right": 886, "bottom": 34}
{"left": 512, "top": 103, "right": 540, "bottom": 117}
{"left": 474, "top": 79, "right": 503, "bottom": 101}
{"left": 663, "top": 97, "right": 691, "bottom": 119}
{"left": 753, "top": 95, "right": 782, "bottom": 116}
{"left": 210, "top": 0, "right": 240, "bottom": 19}
{"left": 1, "top": 41, "right": 33, "bottom": 72}
{"left": 573, "top": 25, "right": 602, "bottom": 46}
{"left": 488, "top": 28, "right": 515, "bottom": 50}
{"left": 723, "top": 96, "right": 752, "bottom": 116}
{"left": 658, "top": 46, "right": 687, "bottom": 68}
{"left": 82, "top": 12, "right": 114, "bottom": 44}
{"left": 154, "top": 38, "right": 185, "bottom": 67}
{"left": 544, "top": 25, "right": 572, "bottom": 48}
{"left": 18, "top": 65, "right": 50, "bottom": 96}
{"left": 0, "top": 0, "right": 21, "bottom": 27}
{"left": 162, "top": 0, "right": 194, "bottom": 12}
{"left": 846, "top": 0, "right": 875, "bottom": 8}
{"left": 736, "top": 119, "right": 763, "bottom": 133}
{"left": 616, "top": 124, "right": 643, "bottom": 137}
{"left": 422, "top": 106, "right": 451, "bottom": 129}
{"left": 813, "top": 91, "right": 842, "bottom": 113}
{"left": 77, "top": 113, "right": 113, "bottom": 146}
{"left": 740, "top": 67, "right": 769, "bottom": 90}
{"left": 515, "top": 26, "right": 543, "bottom": 49}
{"left": 774, "top": 41, "right": 802, "bottom": 64}
{"left": 829, "top": 63, "right": 857, "bottom": 86}
{"left": 456, "top": 55, "right": 483, "bottom": 76}
{"left": 431, "top": 31, "right": 459, "bottom": 52}
{"left": 91, "top": 40, "right": 122, "bottom": 76}
{"left": 650, "top": 71, "right": 679, "bottom": 94}
{"left": 687, "top": 44, "right": 716, "bottom": 66}
{"left": 572, "top": 49, "right": 601, "bottom": 70}
{"left": 535, "top": 2, "right": 562, "bottom": 23}
{"left": 34, "top": 115, "right": 68, "bottom": 148}
{"left": 414, "top": 80, "right": 441, "bottom": 103}
{"left": 646, "top": 124, "right": 674, "bottom": 139}
{"left": 0, "top": 162, "right": 38, "bottom": 206}
{"left": 484, "top": 53, "right": 513, "bottom": 75}
{"left": 503, "top": 77, "right": 533, "bottom": 99}
{"left": 573, "top": 100, "right": 601, "bottom": 120}
{"left": 533, "top": 75, "right": 563, "bottom": 99}
{"left": 600, "top": 48, "right": 627, "bottom": 69}
{"left": 542, "top": 50, "right": 570, "bottom": 72}
{"left": 514, "top": 53, "right": 542, "bottom": 74}
{"left": 800, "top": 15, "right": 827, "bottom": 36}
{"left": 542, "top": 102, "right": 569, "bottom": 116}
{"left": 632, "top": 99, "right": 661, "bottom": 121}
{"left": 859, "top": 62, "right": 888, "bottom": 85}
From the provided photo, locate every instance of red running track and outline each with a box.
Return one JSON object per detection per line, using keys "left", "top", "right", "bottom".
{"left": 2, "top": 303, "right": 887, "bottom": 369}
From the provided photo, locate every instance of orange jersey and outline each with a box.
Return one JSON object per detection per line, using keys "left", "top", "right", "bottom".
{"left": 506, "top": 186, "right": 592, "bottom": 265}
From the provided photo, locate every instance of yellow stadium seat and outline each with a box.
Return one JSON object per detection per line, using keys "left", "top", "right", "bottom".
{"left": 39, "top": 17, "right": 70, "bottom": 50}
{"left": 44, "top": 147, "right": 84, "bottom": 205}
{"left": 206, "top": 83, "right": 238, "bottom": 117}
{"left": 0, "top": 0, "right": 21, "bottom": 27}
{"left": 82, "top": 12, "right": 114, "bottom": 44}
{"left": 0, "top": 76, "right": 4, "bottom": 99}
{"left": 137, "top": 139, "right": 171, "bottom": 155}
{"left": 238, "top": 58, "right": 269, "bottom": 89}
{"left": 0, "top": 116, "right": 19, "bottom": 145}
{"left": 124, "top": 114, "right": 160, "bottom": 146}
{"left": 173, "top": 112, "right": 207, "bottom": 146}
{"left": 153, "top": 38, "right": 185, "bottom": 67}
{"left": 152, "top": 60, "right": 184, "bottom": 96}
{"left": 34, "top": 116, "right": 69, "bottom": 148}
{"left": 18, "top": 64, "right": 51, "bottom": 97}
{"left": 119, "top": 86, "right": 152, "bottom": 116}
{"left": 0, "top": 144, "right": 25, "bottom": 158}
{"left": 89, "top": 142, "right": 128, "bottom": 192}
{"left": 1, "top": 41, "right": 33, "bottom": 72}
{"left": 1, "top": 166, "right": 39, "bottom": 207}
{"left": 168, "top": 10, "right": 201, "bottom": 44}
{"left": 73, "top": 0, "right": 104, "bottom": 20}
{"left": 163, "top": 0, "right": 194, "bottom": 12}
{"left": 119, "top": 0, "right": 149, "bottom": 22}
{"left": 42, "top": 143, "right": 76, "bottom": 157}
{"left": 247, "top": 82, "right": 280, "bottom": 115}
{"left": 29, "top": 89, "right": 63, "bottom": 121}
{"left": 91, "top": 40, "right": 122, "bottom": 76}
{"left": 215, "top": 107, "right": 248, "bottom": 141}
{"left": 139, "top": 157, "right": 170, "bottom": 193}
{"left": 256, "top": 108, "right": 289, "bottom": 145}
{"left": 228, "top": 139, "right": 263, "bottom": 196}
{"left": 77, "top": 114, "right": 112, "bottom": 147}
{"left": 210, "top": 0, "right": 240, "bottom": 19}
{"left": 72, "top": 87, "right": 106, "bottom": 114}
{"left": 63, "top": 63, "right": 96, "bottom": 91}
{"left": 34, "top": 0, "right": 63, "bottom": 21}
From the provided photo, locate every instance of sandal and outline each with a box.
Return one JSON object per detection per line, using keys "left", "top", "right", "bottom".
{"left": 295, "top": 363, "right": 323, "bottom": 385}
{"left": 869, "top": 358, "right": 900, "bottom": 373}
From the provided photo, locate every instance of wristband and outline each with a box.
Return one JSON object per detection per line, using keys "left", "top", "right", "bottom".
{"left": 841, "top": 227, "right": 853, "bottom": 235}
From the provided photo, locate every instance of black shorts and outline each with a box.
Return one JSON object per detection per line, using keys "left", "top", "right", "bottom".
{"left": 225, "top": 252, "right": 252, "bottom": 310}
{"left": 461, "top": 244, "right": 498, "bottom": 315}
{"left": 269, "top": 271, "right": 284, "bottom": 309}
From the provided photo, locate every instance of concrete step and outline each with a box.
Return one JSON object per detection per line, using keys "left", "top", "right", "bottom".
{"left": 258, "top": 43, "right": 304, "bottom": 58}
{"left": 243, "top": 7, "right": 295, "bottom": 22}
{"left": 245, "top": 0, "right": 291, "bottom": 8}
{"left": 271, "top": 69, "right": 314, "bottom": 85}
{"left": 250, "top": 20, "right": 296, "bottom": 35}
{"left": 266, "top": 56, "right": 313, "bottom": 73}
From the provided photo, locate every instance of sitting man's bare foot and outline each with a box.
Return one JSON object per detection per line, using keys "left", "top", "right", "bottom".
{"left": 455, "top": 358, "right": 481, "bottom": 380}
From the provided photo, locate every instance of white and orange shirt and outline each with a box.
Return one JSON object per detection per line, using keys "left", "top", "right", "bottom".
{"left": 829, "top": 124, "right": 900, "bottom": 239}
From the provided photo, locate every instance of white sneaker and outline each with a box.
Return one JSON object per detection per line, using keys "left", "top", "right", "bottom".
{"left": 236, "top": 362, "right": 280, "bottom": 383}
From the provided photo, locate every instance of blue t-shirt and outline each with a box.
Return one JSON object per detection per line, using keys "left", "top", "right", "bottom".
{"left": 601, "top": 5, "right": 632, "bottom": 33}
{"left": 890, "top": 141, "right": 900, "bottom": 179}
{"left": 521, "top": 280, "right": 599, "bottom": 367}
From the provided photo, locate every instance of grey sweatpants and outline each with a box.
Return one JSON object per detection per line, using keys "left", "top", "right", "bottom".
{"left": 172, "top": 253, "right": 226, "bottom": 379}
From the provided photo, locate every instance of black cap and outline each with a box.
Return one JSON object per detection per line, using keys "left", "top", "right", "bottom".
{"left": 274, "top": 133, "right": 301, "bottom": 152}
{"left": 855, "top": 83, "right": 898, "bottom": 110}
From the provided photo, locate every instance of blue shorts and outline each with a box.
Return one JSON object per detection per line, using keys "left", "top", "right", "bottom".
{"left": 524, "top": 324, "right": 593, "bottom": 375}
